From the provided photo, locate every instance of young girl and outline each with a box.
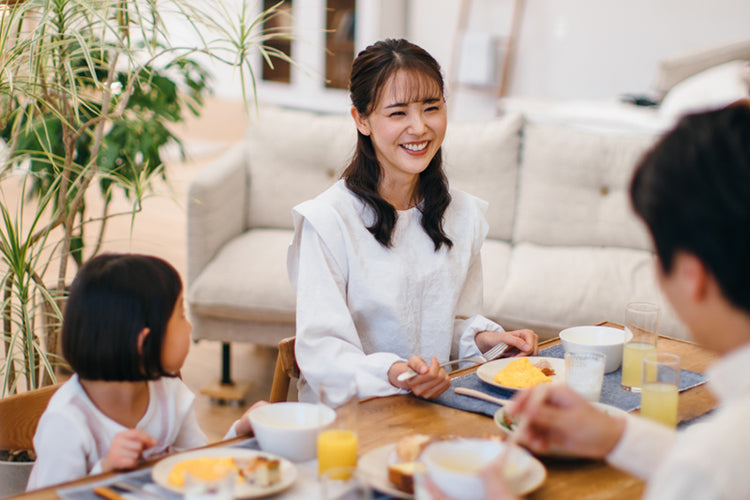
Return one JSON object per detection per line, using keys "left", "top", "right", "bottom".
{"left": 287, "top": 39, "right": 538, "bottom": 403}
{"left": 27, "top": 253, "right": 262, "bottom": 490}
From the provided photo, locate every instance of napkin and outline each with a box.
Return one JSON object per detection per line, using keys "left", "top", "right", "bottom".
{"left": 430, "top": 344, "right": 709, "bottom": 418}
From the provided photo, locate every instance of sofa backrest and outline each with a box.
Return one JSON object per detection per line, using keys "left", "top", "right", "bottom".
{"left": 245, "top": 106, "right": 356, "bottom": 230}
{"left": 443, "top": 113, "right": 523, "bottom": 241}
{"left": 513, "top": 123, "right": 657, "bottom": 251}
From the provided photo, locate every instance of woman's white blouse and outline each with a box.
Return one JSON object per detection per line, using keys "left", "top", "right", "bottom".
{"left": 287, "top": 180, "right": 503, "bottom": 402}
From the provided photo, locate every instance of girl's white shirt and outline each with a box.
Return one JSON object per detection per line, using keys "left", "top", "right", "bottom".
{"left": 27, "top": 374, "right": 240, "bottom": 490}
{"left": 287, "top": 180, "right": 503, "bottom": 402}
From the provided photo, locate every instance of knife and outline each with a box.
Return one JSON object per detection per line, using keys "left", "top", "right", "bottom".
{"left": 454, "top": 387, "right": 511, "bottom": 406}
{"left": 93, "top": 486, "right": 127, "bottom": 500}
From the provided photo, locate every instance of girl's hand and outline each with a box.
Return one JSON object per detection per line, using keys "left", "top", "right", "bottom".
{"left": 235, "top": 400, "right": 270, "bottom": 436}
{"left": 101, "top": 429, "right": 157, "bottom": 472}
{"left": 389, "top": 356, "right": 450, "bottom": 398}
{"left": 509, "top": 384, "right": 625, "bottom": 458}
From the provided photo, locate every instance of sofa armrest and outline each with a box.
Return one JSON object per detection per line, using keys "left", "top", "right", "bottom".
{"left": 187, "top": 142, "right": 248, "bottom": 286}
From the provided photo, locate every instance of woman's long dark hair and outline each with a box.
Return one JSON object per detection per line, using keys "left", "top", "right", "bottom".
{"left": 343, "top": 38, "right": 453, "bottom": 251}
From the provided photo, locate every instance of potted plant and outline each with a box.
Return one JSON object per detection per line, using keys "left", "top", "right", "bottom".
{"left": 0, "top": 0, "right": 294, "bottom": 494}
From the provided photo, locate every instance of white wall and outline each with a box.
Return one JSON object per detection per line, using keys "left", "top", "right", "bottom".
{"left": 410, "top": 0, "right": 750, "bottom": 100}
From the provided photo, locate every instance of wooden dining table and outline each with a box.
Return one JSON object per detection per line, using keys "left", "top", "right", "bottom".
{"left": 14, "top": 325, "right": 719, "bottom": 500}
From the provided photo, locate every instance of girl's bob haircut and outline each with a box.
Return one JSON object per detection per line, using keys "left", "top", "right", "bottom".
{"left": 61, "top": 253, "right": 183, "bottom": 381}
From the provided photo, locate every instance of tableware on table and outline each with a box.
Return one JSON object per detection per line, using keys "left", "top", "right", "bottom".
{"left": 420, "top": 438, "right": 545, "bottom": 499}
{"left": 93, "top": 486, "right": 127, "bottom": 500}
{"left": 318, "top": 376, "right": 359, "bottom": 477}
{"left": 398, "top": 342, "right": 510, "bottom": 382}
{"left": 248, "top": 401, "right": 335, "bottom": 461}
{"left": 110, "top": 480, "right": 164, "bottom": 500}
{"left": 494, "top": 402, "right": 629, "bottom": 439}
{"left": 357, "top": 441, "right": 546, "bottom": 500}
{"left": 453, "top": 387, "right": 511, "bottom": 406}
{"left": 321, "top": 466, "right": 373, "bottom": 500}
{"left": 640, "top": 352, "right": 681, "bottom": 427}
{"left": 559, "top": 325, "right": 632, "bottom": 373}
{"left": 621, "top": 302, "right": 660, "bottom": 391}
{"left": 476, "top": 356, "right": 565, "bottom": 391}
{"left": 183, "top": 467, "right": 235, "bottom": 500}
{"left": 151, "top": 448, "right": 297, "bottom": 498}
{"left": 564, "top": 351, "right": 606, "bottom": 401}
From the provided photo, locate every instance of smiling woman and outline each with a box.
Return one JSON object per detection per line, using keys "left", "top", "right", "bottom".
{"left": 286, "top": 38, "right": 539, "bottom": 405}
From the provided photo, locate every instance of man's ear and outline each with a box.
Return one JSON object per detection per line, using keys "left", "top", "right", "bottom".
{"left": 351, "top": 106, "right": 371, "bottom": 136}
{"left": 136, "top": 327, "right": 151, "bottom": 355}
{"left": 679, "top": 253, "right": 709, "bottom": 302}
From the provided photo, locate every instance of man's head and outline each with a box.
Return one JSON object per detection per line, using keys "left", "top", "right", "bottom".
{"left": 630, "top": 102, "right": 750, "bottom": 317}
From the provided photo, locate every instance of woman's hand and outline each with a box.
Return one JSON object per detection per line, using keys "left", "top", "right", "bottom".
{"left": 388, "top": 356, "right": 450, "bottom": 398}
{"left": 509, "top": 384, "right": 626, "bottom": 458}
{"left": 235, "top": 400, "right": 270, "bottom": 436}
{"left": 101, "top": 429, "right": 157, "bottom": 472}
{"left": 476, "top": 329, "right": 538, "bottom": 356}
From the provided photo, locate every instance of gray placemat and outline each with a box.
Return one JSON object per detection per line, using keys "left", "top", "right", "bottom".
{"left": 430, "top": 344, "right": 709, "bottom": 417}
{"left": 57, "top": 438, "right": 260, "bottom": 500}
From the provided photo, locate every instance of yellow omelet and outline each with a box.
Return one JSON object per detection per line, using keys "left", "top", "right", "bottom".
{"left": 168, "top": 457, "right": 238, "bottom": 487}
{"left": 493, "top": 358, "right": 552, "bottom": 389}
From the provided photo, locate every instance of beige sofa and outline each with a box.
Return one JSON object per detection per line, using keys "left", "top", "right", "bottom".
{"left": 186, "top": 105, "right": 688, "bottom": 378}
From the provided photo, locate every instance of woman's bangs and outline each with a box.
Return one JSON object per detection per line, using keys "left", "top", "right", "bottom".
{"left": 382, "top": 70, "right": 443, "bottom": 106}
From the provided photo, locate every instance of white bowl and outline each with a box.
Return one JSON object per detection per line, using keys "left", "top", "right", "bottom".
{"left": 559, "top": 325, "right": 632, "bottom": 373}
{"left": 421, "top": 439, "right": 528, "bottom": 500}
{"left": 248, "top": 402, "right": 335, "bottom": 462}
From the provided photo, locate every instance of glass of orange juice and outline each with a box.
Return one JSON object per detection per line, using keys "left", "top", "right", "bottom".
{"left": 640, "top": 352, "right": 680, "bottom": 427}
{"left": 621, "top": 302, "right": 660, "bottom": 392}
{"left": 318, "top": 376, "right": 358, "bottom": 478}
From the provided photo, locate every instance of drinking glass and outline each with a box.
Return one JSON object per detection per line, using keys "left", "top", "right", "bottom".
{"left": 318, "top": 376, "right": 359, "bottom": 477}
{"left": 320, "top": 466, "right": 372, "bottom": 500}
{"left": 621, "top": 302, "right": 660, "bottom": 392}
{"left": 640, "top": 352, "right": 680, "bottom": 427}
{"left": 564, "top": 351, "right": 606, "bottom": 401}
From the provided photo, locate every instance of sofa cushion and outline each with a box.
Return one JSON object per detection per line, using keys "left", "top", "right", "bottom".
{"left": 443, "top": 113, "right": 523, "bottom": 241}
{"left": 188, "top": 228, "right": 296, "bottom": 322}
{"left": 480, "top": 238, "right": 512, "bottom": 318}
{"left": 513, "top": 123, "right": 656, "bottom": 250}
{"left": 486, "top": 243, "right": 688, "bottom": 340}
{"left": 245, "top": 106, "right": 356, "bottom": 230}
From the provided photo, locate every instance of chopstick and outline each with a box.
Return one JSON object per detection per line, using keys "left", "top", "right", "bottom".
{"left": 93, "top": 486, "right": 127, "bottom": 500}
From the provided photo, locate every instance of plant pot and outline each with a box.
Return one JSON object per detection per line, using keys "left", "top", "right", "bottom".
{"left": 0, "top": 458, "right": 33, "bottom": 498}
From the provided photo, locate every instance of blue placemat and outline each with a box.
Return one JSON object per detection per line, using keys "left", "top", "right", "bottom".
{"left": 431, "top": 344, "right": 709, "bottom": 417}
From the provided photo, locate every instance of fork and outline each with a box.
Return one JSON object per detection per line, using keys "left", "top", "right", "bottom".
{"left": 396, "top": 342, "right": 509, "bottom": 382}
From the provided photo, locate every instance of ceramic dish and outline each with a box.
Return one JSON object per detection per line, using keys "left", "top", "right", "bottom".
{"left": 477, "top": 356, "right": 566, "bottom": 391}
{"left": 151, "top": 448, "right": 297, "bottom": 498}
{"left": 494, "top": 402, "right": 629, "bottom": 438}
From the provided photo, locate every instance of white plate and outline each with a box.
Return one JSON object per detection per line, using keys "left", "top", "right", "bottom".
{"left": 477, "top": 356, "right": 566, "bottom": 391}
{"left": 151, "top": 447, "right": 297, "bottom": 498}
{"left": 357, "top": 441, "right": 546, "bottom": 498}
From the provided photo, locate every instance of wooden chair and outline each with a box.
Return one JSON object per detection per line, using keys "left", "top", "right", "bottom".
{"left": 0, "top": 384, "right": 60, "bottom": 452}
{"left": 269, "top": 337, "right": 299, "bottom": 402}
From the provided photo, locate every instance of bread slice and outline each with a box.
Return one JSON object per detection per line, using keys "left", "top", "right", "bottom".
{"left": 394, "top": 433, "right": 434, "bottom": 462}
{"left": 387, "top": 461, "right": 425, "bottom": 494}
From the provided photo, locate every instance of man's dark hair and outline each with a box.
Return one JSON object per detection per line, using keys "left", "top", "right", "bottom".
{"left": 630, "top": 102, "right": 750, "bottom": 312}
{"left": 62, "top": 253, "right": 183, "bottom": 380}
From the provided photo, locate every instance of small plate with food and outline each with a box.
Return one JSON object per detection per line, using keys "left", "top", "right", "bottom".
{"left": 477, "top": 356, "right": 565, "bottom": 391}
{"left": 151, "top": 447, "right": 297, "bottom": 498}
{"left": 494, "top": 402, "right": 630, "bottom": 439}
{"left": 357, "top": 434, "right": 439, "bottom": 498}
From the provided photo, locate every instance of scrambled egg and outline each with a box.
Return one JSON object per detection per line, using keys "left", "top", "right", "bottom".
{"left": 493, "top": 358, "right": 552, "bottom": 388}
{"left": 168, "top": 457, "right": 237, "bottom": 487}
